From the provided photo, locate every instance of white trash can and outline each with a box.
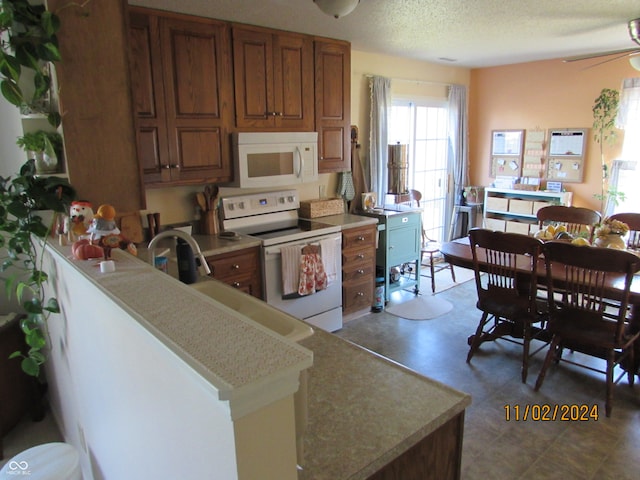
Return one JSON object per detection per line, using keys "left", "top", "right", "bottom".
{"left": 0, "top": 442, "right": 81, "bottom": 479}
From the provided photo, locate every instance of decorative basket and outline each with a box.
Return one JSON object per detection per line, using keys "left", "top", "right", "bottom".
{"left": 299, "top": 198, "right": 344, "bottom": 218}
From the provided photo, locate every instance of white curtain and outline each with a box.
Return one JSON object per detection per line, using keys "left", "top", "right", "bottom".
{"left": 369, "top": 76, "right": 391, "bottom": 201}
{"left": 616, "top": 77, "right": 640, "bottom": 130}
{"left": 609, "top": 77, "right": 640, "bottom": 216}
{"left": 446, "top": 84, "right": 469, "bottom": 237}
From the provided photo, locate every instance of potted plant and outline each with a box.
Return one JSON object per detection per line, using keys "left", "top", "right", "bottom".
{"left": 463, "top": 186, "right": 484, "bottom": 205}
{"left": 0, "top": 158, "right": 76, "bottom": 377}
{"left": 0, "top": 0, "right": 75, "bottom": 381}
{"left": 0, "top": 0, "right": 62, "bottom": 127}
{"left": 592, "top": 88, "right": 625, "bottom": 215}
{"left": 16, "top": 130, "right": 63, "bottom": 174}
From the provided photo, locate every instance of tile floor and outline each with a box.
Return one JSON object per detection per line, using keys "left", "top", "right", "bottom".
{"left": 336, "top": 271, "right": 640, "bottom": 480}
{"left": 2, "top": 268, "right": 639, "bottom": 479}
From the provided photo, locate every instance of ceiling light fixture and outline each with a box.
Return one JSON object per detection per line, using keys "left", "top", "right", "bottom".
{"left": 630, "top": 56, "right": 640, "bottom": 71}
{"left": 313, "top": 0, "right": 360, "bottom": 19}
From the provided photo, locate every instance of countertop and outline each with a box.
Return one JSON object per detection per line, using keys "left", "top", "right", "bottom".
{"left": 304, "top": 213, "right": 379, "bottom": 230}
{"left": 46, "top": 242, "right": 312, "bottom": 412}
{"left": 298, "top": 328, "right": 471, "bottom": 479}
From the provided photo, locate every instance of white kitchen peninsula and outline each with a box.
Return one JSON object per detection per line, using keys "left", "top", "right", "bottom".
{"left": 41, "top": 240, "right": 469, "bottom": 479}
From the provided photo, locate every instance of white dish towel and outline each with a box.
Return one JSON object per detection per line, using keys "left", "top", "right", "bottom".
{"left": 320, "top": 238, "right": 339, "bottom": 285}
{"left": 281, "top": 245, "right": 302, "bottom": 296}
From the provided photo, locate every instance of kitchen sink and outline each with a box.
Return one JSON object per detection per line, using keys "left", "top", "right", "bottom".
{"left": 189, "top": 279, "right": 314, "bottom": 343}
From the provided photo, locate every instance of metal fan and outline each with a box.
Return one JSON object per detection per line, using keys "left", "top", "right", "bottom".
{"left": 564, "top": 18, "right": 640, "bottom": 67}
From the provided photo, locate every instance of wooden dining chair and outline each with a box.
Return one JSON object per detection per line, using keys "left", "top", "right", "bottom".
{"left": 409, "top": 189, "right": 456, "bottom": 292}
{"left": 467, "top": 228, "right": 548, "bottom": 383}
{"left": 609, "top": 212, "right": 640, "bottom": 251}
{"left": 536, "top": 205, "right": 601, "bottom": 242}
{"left": 534, "top": 241, "right": 640, "bottom": 417}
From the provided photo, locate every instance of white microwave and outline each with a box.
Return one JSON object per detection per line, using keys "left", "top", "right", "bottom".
{"left": 229, "top": 132, "right": 319, "bottom": 188}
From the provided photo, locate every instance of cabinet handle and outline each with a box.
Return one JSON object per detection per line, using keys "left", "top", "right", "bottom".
{"left": 356, "top": 291, "right": 364, "bottom": 297}
{"left": 356, "top": 253, "right": 365, "bottom": 259}
{"left": 232, "top": 281, "right": 241, "bottom": 288}
{"left": 357, "top": 236, "right": 365, "bottom": 241}
{"left": 171, "top": 164, "right": 180, "bottom": 169}
{"left": 232, "top": 263, "right": 240, "bottom": 270}
{"left": 357, "top": 269, "right": 364, "bottom": 275}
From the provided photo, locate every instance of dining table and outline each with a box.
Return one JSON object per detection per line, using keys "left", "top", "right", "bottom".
{"left": 440, "top": 237, "right": 640, "bottom": 374}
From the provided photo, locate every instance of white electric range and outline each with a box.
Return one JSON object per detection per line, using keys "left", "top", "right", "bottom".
{"left": 220, "top": 190, "right": 343, "bottom": 332}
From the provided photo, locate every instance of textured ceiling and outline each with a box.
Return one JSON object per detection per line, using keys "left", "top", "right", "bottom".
{"left": 129, "top": 0, "right": 640, "bottom": 68}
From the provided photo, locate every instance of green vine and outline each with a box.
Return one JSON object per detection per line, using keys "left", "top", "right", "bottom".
{"left": 0, "top": 0, "right": 78, "bottom": 378}
{"left": 0, "top": 0, "right": 62, "bottom": 126}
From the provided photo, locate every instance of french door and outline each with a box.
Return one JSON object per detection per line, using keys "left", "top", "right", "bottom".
{"left": 389, "top": 99, "right": 449, "bottom": 241}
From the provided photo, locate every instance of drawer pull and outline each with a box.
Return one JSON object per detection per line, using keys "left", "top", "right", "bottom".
{"left": 357, "top": 269, "right": 364, "bottom": 275}
{"left": 356, "top": 291, "right": 364, "bottom": 297}
{"left": 356, "top": 253, "right": 365, "bottom": 259}
{"left": 232, "top": 281, "right": 241, "bottom": 288}
{"left": 232, "top": 264, "right": 240, "bottom": 270}
{"left": 402, "top": 217, "right": 408, "bottom": 223}
{"left": 357, "top": 235, "right": 365, "bottom": 241}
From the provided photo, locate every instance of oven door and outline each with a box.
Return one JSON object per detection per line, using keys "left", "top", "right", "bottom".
{"left": 263, "top": 232, "right": 342, "bottom": 332}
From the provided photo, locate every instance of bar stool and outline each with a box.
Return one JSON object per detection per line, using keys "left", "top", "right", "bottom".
{"left": 0, "top": 443, "right": 82, "bottom": 479}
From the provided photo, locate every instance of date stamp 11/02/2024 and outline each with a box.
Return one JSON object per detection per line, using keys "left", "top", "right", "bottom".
{"left": 504, "top": 404, "right": 599, "bottom": 422}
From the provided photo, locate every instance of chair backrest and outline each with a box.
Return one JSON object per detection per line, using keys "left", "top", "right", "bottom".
{"left": 469, "top": 228, "right": 544, "bottom": 313}
{"left": 537, "top": 205, "right": 601, "bottom": 241}
{"left": 609, "top": 212, "right": 640, "bottom": 251}
{"left": 409, "top": 189, "right": 422, "bottom": 207}
{"left": 542, "top": 241, "right": 639, "bottom": 344}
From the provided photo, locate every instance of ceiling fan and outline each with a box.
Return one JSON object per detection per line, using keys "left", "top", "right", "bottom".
{"left": 564, "top": 18, "right": 640, "bottom": 69}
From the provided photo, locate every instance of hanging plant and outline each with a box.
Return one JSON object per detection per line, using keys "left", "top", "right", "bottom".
{"left": 0, "top": 0, "right": 62, "bottom": 126}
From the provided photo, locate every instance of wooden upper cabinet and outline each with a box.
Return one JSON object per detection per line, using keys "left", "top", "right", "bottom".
{"left": 233, "top": 26, "right": 314, "bottom": 130}
{"left": 128, "top": 8, "right": 234, "bottom": 186}
{"left": 51, "top": 0, "right": 144, "bottom": 212}
{"left": 315, "top": 39, "right": 351, "bottom": 173}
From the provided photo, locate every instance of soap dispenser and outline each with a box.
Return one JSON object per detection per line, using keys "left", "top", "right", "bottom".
{"left": 176, "top": 238, "right": 198, "bottom": 284}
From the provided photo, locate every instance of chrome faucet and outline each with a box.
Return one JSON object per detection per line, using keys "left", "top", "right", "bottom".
{"left": 147, "top": 229, "right": 212, "bottom": 276}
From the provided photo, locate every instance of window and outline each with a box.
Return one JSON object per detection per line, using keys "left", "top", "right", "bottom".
{"left": 389, "top": 99, "right": 449, "bottom": 241}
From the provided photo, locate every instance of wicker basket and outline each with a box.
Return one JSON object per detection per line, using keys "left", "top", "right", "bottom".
{"left": 299, "top": 198, "right": 344, "bottom": 218}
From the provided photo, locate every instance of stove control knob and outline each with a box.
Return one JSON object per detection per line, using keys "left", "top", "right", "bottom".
{"left": 228, "top": 203, "right": 235, "bottom": 211}
{"left": 278, "top": 197, "right": 285, "bottom": 204}
{"left": 238, "top": 201, "right": 245, "bottom": 209}
{"left": 287, "top": 196, "right": 295, "bottom": 203}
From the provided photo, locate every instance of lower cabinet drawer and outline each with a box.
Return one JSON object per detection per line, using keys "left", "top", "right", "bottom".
{"left": 206, "top": 249, "right": 259, "bottom": 280}
{"left": 343, "top": 263, "right": 375, "bottom": 283}
{"left": 342, "top": 247, "right": 376, "bottom": 267}
{"left": 218, "top": 275, "right": 261, "bottom": 298}
{"left": 343, "top": 278, "right": 374, "bottom": 312}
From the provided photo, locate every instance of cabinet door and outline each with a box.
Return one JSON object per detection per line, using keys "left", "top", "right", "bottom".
{"left": 314, "top": 39, "right": 350, "bottom": 173}
{"left": 160, "top": 16, "right": 234, "bottom": 184}
{"left": 129, "top": 11, "right": 169, "bottom": 184}
{"left": 233, "top": 27, "right": 313, "bottom": 131}
{"left": 273, "top": 33, "right": 314, "bottom": 130}
{"left": 233, "top": 27, "right": 274, "bottom": 129}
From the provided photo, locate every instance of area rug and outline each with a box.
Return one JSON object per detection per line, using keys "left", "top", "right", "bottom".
{"left": 385, "top": 294, "right": 453, "bottom": 320}
{"left": 421, "top": 264, "right": 475, "bottom": 294}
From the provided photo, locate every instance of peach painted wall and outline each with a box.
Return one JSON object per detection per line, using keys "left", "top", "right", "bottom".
{"left": 469, "top": 56, "right": 638, "bottom": 210}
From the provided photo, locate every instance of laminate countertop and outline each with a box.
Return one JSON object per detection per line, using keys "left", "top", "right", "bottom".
{"left": 298, "top": 329, "right": 471, "bottom": 480}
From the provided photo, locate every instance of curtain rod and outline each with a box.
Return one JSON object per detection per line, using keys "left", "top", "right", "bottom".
{"left": 364, "top": 74, "right": 451, "bottom": 87}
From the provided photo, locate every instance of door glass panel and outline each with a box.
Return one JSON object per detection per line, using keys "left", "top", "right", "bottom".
{"left": 247, "top": 152, "right": 294, "bottom": 178}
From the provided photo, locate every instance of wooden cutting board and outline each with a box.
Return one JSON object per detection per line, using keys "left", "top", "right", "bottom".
{"left": 118, "top": 212, "right": 144, "bottom": 243}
